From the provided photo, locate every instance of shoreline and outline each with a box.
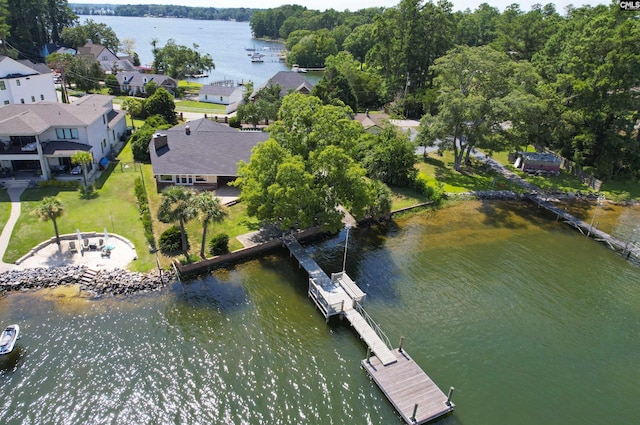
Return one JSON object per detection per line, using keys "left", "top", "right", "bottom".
{"left": 0, "top": 265, "right": 174, "bottom": 297}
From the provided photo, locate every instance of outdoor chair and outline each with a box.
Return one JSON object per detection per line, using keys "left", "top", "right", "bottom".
{"left": 69, "top": 241, "right": 78, "bottom": 254}
{"left": 98, "top": 239, "right": 105, "bottom": 250}
{"left": 83, "top": 238, "right": 90, "bottom": 249}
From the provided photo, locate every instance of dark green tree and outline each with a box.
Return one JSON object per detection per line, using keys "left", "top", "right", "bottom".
{"left": 151, "top": 39, "right": 214, "bottom": 79}
{"left": 312, "top": 65, "right": 358, "bottom": 111}
{"left": 144, "top": 88, "right": 177, "bottom": 125}
{"left": 61, "top": 19, "right": 119, "bottom": 51}
{"left": 104, "top": 73, "right": 120, "bottom": 95}
{"left": 67, "top": 54, "right": 103, "bottom": 92}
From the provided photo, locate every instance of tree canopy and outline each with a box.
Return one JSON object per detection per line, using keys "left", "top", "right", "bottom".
{"left": 235, "top": 93, "right": 385, "bottom": 232}
{"left": 151, "top": 39, "right": 215, "bottom": 79}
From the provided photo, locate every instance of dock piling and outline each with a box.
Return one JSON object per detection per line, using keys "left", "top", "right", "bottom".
{"left": 411, "top": 403, "right": 418, "bottom": 422}
{"left": 446, "top": 387, "right": 455, "bottom": 406}
{"left": 399, "top": 335, "right": 405, "bottom": 353}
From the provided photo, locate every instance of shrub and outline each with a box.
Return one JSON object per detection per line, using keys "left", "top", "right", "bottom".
{"left": 159, "top": 225, "right": 188, "bottom": 256}
{"left": 228, "top": 116, "right": 241, "bottom": 128}
{"left": 38, "top": 179, "right": 80, "bottom": 189}
{"left": 134, "top": 176, "right": 155, "bottom": 250}
{"left": 208, "top": 233, "right": 230, "bottom": 256}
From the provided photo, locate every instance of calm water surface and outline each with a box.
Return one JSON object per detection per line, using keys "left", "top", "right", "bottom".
{"left": 81, "top": 16, "right": 323, "bottom": 86}
{"left": 1, "top": 201, "right": 640, "bottom": 424}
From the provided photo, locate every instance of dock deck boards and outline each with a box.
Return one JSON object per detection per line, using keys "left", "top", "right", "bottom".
{"left": 363, "top": 349, "right": 454, "bottom": 424}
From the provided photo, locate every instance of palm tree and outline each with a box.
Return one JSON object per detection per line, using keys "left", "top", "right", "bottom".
{"left": 157, "top": 186, "right": 197, "bottom": 254}
{"left": 193, "top": 191, "right": 227, "bottom": 258}
{"left": 71, "top": 151, "right": 93, "bottom": 187}
{"left": 32, "top": 197, "right": 65, "bottom": 250}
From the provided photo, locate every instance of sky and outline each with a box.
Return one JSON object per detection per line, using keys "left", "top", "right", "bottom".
{"left": 77, "top": 0, "right": 609, "bottom": 14}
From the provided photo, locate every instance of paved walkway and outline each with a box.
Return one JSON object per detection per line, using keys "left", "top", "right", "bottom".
{"left": 0, "top": 181, "right": 28, "bottom": 272}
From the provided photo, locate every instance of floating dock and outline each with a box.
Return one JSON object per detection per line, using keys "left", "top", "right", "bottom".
{"left": 284, "top": 234, "right": 454, "bottom": 423}
{"left": 363, "top": 349, "right": 454, "bottom": 424}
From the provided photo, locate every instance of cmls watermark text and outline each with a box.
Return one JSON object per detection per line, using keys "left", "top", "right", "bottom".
{"left": 619, "top": 1, "right": 640, "bottom": 10}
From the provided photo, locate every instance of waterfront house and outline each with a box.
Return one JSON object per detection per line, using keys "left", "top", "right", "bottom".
{"left": 0, "top": 94, "right": 126, "bottom": 180}
{"left": 149, "top": 118, "right": 269, "bottom": 189}
{"left": 77, "top": 42, "right": 136, "bottom": 74}
{"left": 0, "top": 56, "right": 58, "bottom": 105}
{"left": 251, "top": 71, "right": 313, "bottom": 100}
{"left": 116, "top": 72, "right": 177, "bottom": 96}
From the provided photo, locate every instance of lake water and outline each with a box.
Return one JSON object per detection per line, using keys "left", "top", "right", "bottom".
{"left": 80, "top": 16, "right": 304, "bottom": 86}
{"left": 2, "top": 201, "right": 640, "bottom": 424}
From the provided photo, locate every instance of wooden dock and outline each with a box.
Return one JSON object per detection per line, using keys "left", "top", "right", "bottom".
{"left": 284, "top": 234, "right": 454, "bottom": 423}
{"left": 363, "top": 349, "right": 454, "bottom": 424}
{"left": 527, "top": 193, "right": 640, "bottom": 262}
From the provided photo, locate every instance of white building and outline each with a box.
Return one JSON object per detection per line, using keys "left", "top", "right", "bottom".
{"left": 0, "top": 95, "right": 126, "bottom": 180}
{"left": 0, "top": 56, "right": 58, "bottom": 106}
{"left": 198, "top": 85, "right": 244, "bottom": 105}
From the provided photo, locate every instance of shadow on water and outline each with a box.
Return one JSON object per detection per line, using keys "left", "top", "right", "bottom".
{"left": 0, "top": 345, "right": 23, "bottom": 373}
{"left": 169, "top": 272, "right": 249, "bottom": 314}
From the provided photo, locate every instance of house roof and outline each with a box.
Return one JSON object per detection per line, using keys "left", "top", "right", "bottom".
{"left": 116, "top": 72, "right": 177, "bottom": 87}
{"left": 354, "top": 112, "right": 389, "bottom": 130}
{"left": 0, "top": 55, "right": 40, "bottom": 78}
{"left": 149, "top": 118, "right": 269, "bottom": 177}
{"left": 101, "top": 59, "right": 137, "bottom": 73}
{"left": 0, "top": 95, "right": 115, "bottom": 136}
{"left": 42, "top": 141, "right": 92, "bottom": 156}
{"left": 77, "top": 43, "right": 114, "bottom": 59}
{"left": 253, "top": 71, "right": 314, "bottom": 98}
{"left": 17, "top": 59, "right": 52, "bottom": 75}
{"left": 199, "top": 85, "right": 242, "bottom": 96}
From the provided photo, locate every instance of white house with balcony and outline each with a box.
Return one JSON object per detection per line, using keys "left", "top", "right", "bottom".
{"left": 0, "top": 56, "right": 58, "bottom": 106}
{"left": 0, "top": 94, "right": 126, "bottom": 180}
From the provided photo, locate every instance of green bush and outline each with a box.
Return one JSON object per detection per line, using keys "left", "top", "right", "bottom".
{"left": 228, "top": 116, "right": 241, "bottom": 128}
{"left": 159, "top": 225, "right": 188, "bottom": 256}
{"left": 134, "top": 176, "right": 155, "bottom": 249}
{"left": 38, "top": 179, "right": 80, "bottom": 189}
{"left": 208, "top": 233, "right": 230, "bottom": 256}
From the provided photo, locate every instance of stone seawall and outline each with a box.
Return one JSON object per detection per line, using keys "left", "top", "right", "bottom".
{"left": 0, "top": 266, "right": 174, "bottom": 297}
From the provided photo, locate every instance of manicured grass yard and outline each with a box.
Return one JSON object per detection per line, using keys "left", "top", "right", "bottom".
{"left": 0, "top": 189, "right": 11, "bottom": 232}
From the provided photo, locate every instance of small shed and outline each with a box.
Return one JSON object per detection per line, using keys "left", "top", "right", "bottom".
{"left": 518, "top": 152, "right": 561, "bottom": 175}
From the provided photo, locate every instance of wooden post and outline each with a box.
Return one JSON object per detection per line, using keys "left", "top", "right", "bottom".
{"left": 411, "top": 403, "right": 418, "bottom": 421}
{"left": 367, "top": 347, "right": 371, "bottom": 364}
{"left": 399, "top": 336, "right": 405, "bottom": 352}
{"left": 446, "top": 387, "right": 455, "bottom": 406}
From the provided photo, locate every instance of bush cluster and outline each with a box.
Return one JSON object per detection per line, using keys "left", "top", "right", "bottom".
{"left": 134, "top": 177, "right": 155, "bottom": 249}
{"left": 159, "top": 225, "right": 188, "bottom": 256}
{"left": 208, "top": 233, "right": 230, "bottom": 256}
{"left": 38, "top": 180, "right": 80, "bottom": 189}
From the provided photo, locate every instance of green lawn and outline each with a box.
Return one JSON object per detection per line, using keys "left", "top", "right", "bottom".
{"left": 416, "top": 151, "right": 510, "bottom": 193}
{"left": 0, "top": 189, "right": 11, "bottom": 232}
{"left": 174, "top": 99, "right": 226, "bottom": 114}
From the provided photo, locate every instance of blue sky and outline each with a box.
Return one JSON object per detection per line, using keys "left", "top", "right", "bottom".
{"left": 80, "top": 0, "right": 609, "bottom": 14}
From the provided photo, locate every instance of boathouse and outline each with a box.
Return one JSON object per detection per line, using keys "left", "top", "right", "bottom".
{"left": 516, "top": 152, "right": 561, "bottom": 175}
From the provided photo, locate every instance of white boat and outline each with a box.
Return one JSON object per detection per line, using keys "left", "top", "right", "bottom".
{"left": 291, "top": 64, "right": 307, "bottom": 73}
{"left": 250, "top": 53, "right": 265, "bottom": 63}
{"left": 0, "top": 324, "right": 19, "bottom": 355}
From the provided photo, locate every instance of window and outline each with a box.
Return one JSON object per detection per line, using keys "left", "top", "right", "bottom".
{"left": 205, "top": 95, "right": 208, "bottom": 100}
{"left": 0, "top": 81, "right": 5, "bottom": 90}
{"left": 16, "top": 80, "right": 20, "bottom": 86}
{"left": 40, "top": 94, "right": 44, "bottom": 101}
{"left": 3, "top": 101, "right": 8, "bottom": 105}
{"left": 195, "top": 175, "right": 206, "bottom": 183}
{"left": 31, "top": 96, "right": 35, "bottom": 103}
{"left": 20, "top": 99, "right": 24, "bottom": 104}
{"left": 159, "top": 175, "right": 173, "bottom": 182}
{"left": 55, "top": 128, "right": 79, "bottom": 139}
{"left": 101, "top": 55, "right": 108, "bottom": 61}
{"left": 103, "top": 115, "right": 106, "bottom": 124}
{"left": 220, "top": 96, "right": 223, "bottom": 102}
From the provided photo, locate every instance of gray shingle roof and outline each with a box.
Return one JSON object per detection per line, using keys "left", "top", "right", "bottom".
{"left": 199, "top": 85, "right": 242, "bottom": 96}
{"left": 149, "top": 118, "right": 269, "bottom": 177}
{"left": 116, "top": 72, "right": 177, "bottom": 87}
{"left": 254, "top": 71, "right": 314, "bottom": 98}
{"left": 0, "top": 95, "right": 114, "bottom": 136}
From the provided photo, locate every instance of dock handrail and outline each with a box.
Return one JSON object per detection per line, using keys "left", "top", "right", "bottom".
{"left": 354, "top": 302, "right": 392, "bottom": 350}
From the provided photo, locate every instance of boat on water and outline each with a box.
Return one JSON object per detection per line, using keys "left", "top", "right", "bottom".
{"left": 0, "top": 324, "right": 19, "bottom": 355}
{"left": 291, "top": 64, "right": 307, "bottom": 73}
{"left": 250, "top": 52, "right": 265, "bottom": 63}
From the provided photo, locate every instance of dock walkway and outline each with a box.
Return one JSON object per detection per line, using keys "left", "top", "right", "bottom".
{"left": 284, "top": 234, "right": 454, "bottom": 423}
